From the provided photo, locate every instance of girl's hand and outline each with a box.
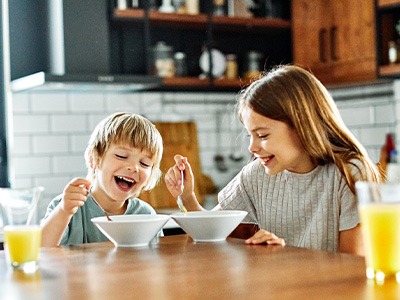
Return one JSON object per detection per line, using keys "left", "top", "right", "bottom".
{"left": 245, "top": 229, "right": 286, "bottom": 246}
{"left": 60, "top": 178, "right": 91, "bottom": 216}
{"left": 164, "top": 155, "right": 195, "bottom": 199}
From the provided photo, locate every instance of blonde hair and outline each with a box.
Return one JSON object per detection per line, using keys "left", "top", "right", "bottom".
{"left": 237, "top": 65, "right": 380, "bottom": 193}
{"left": 84, "top": 112, "right": 163, "bottom": 193}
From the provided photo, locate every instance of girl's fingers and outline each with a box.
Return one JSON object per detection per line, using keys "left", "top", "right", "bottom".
{"left": 245, "top": 229, "right": 285, "bottom": 246}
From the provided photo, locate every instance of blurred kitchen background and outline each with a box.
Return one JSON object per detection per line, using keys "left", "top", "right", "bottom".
{"left": 1, "top": 0, "right": 399, "bottom": 218}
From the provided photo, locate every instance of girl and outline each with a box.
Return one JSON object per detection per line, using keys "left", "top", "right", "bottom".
{"left": 165, "top": 65, "right": 380, "bottom": 255}
{"left": 41, "top": 112, "right": 163, "bottom": 246}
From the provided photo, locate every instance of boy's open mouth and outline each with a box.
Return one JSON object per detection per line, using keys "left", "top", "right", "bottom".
{"left": 115, "top": 176, "right": 135, "bottom": 190}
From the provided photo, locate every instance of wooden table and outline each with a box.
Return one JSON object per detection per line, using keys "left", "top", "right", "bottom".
{"left": 1, "top": 235, "right": 400, "bottom": 299}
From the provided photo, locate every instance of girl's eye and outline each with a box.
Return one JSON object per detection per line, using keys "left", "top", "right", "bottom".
{"left": 258, "top": 134, "right": 269, "bottom": 139}
{"left": 116, "top": 154, "right": 127, "bottom": 159}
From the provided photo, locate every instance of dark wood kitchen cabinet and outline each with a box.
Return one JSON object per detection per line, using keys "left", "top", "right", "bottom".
{"left": 109, "top": 3, "right": 292, "bottom": 91}
{"left": 291, "top": 0, "right": 377, "bottom": 85}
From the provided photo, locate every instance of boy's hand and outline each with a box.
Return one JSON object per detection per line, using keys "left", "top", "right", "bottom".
{"left": 164, "top": 155, "right": 194, "bottom": 199}
{"left": 245, "top": 229, "right": 286, "bottom": 246}
{"left": 60, "top": 178, "right": 91, "bottom": 215}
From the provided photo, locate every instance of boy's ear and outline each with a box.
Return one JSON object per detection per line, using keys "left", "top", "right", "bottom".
{"left": 88, "top": 151, "right": 99, "bottom": 169}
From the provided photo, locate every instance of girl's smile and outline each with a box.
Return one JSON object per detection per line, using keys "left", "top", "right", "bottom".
{"left": 241, "top": 106, "right": 316, "bottom": 175}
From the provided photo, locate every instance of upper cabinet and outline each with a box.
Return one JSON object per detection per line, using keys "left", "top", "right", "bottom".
{"left": 108, "top": 1, "right": 292, "bottom": 91}
{"left": 291, "top": 0, "right": 377, "bottom": 85}
{"left": 376, "top": 0, "right": 400, "bottom": 77}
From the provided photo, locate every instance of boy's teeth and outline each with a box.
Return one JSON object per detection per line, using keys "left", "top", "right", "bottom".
{"left": 118, "top": 176, "right": 134, "bottom": 183}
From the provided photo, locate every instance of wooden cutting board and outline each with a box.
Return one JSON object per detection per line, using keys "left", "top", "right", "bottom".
{"left": 140, "top": 121, "right": 208, "bottom": 208}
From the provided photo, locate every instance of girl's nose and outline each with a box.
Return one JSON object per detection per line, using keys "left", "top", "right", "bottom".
{"left": 248, "top": 137, "right": 259, "bottom": 154}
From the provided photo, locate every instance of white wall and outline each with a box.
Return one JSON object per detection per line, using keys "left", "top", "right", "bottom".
{"left": 9, "top": 80, "right": 398, "bottom": 217}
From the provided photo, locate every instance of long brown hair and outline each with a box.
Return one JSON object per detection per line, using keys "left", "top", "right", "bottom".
{"left": 237, "top": 65, "right": 380, "bottom": 193}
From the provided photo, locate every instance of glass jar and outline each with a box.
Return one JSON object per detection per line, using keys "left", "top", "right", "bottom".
{"left": 152, "top": 41, "right": 175, "bottom": 77}
{"left": 244, "top": 51, "right": 263, "bottom": 79}
{"left": 225, "top": 54, "right": 238, "bottom": 79}
{"left": 174, "top": 52, "right": 188, "bottom": 76}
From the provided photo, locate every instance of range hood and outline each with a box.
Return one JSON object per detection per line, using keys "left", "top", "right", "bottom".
{"left": 11, "top": 72, "right": 162, "bottom": 93}
{"left": 10, "top": 0, "right": 162, "bottom": 93}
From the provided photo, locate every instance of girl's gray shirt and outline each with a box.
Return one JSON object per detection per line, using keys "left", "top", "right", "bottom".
{"left": 43, "top": 194, "right": 160, "bottom": 245}
{"left": 218, "top": 160, "right": 359, "bottom": 252}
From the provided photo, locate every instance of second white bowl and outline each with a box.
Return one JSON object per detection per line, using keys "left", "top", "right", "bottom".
{"left": 171, "top": 210, "right": 248, "bottom": 242}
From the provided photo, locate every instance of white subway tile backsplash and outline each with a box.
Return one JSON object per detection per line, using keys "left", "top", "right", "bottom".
{"left": 69, "top": 93, "right": 105, "bottom": 112}
{"left": 105, "top": 93, "right": 141, "bottom": 112}
{"left": 13, "top": 115, "right": 50, "bottom": 133}
{"left": 360, "top": 127, "right": 392, "bottom": 147}
{"left": 13, "top": 177, "right": 34, "bottom": 189}
{"left": 375, "top": 104, "right": 396, "bottom": 124}
{"left": 11, "top": 93, "right": 30, "bottom": 113}
{"left": 32, "top": 135, "right": 69, "bottom": 154}
{"left": 31, "top": 93, "right": 68, "bottom": 112}
{"left": 70, "top": 134, "right": 91, "bottom": 153}
{"left": 13, "top": 156, "right": 51, "bottom": 176}
{"left": 87, "top": 113, "right": 109, "bottom": 130}
{"left": 338, "top": 107, "right": 371, "bottom": 126}
{"left": 12, "top": 136, "right": 31, "bottom": 155}
{"left": 141, "top": 94, "right": 163, "bottom": 115}
{"left": 52, "top": 155, "right": 86, "bottom": 174}
{"left": 34, "top": 176, "right": 71, "bottom": 195}
{"left": 50, "top": 115, "right": 88, "bottom": 133}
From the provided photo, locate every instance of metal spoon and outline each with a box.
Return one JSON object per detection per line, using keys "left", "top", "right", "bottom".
{"left": 89, "top": 191, "right": 112, "bottom": 221}
{"left": 177, "top": 170, "right": 187, "bottom": 214}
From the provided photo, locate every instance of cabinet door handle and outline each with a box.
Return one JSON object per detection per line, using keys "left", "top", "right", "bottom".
{"left": 319, "top": 28, "right": 327, "bottom": 63}
{"left": 330, "top": 26, "right": 338, "bottom": 61}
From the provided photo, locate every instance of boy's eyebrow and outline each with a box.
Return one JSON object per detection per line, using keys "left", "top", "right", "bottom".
{"left": 115, "top": 145, "right": 154, "bottom": 160}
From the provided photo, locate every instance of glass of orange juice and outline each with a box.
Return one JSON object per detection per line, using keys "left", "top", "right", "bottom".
{"left": 0, "top": 187, "right": 44, "bottom": 272}
{"left": 356, "top": 181, "right": 400, "bottom": 284}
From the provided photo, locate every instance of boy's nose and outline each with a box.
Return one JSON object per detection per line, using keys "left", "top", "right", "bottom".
{"left": 127, "top": 165, "right": 139, "bottom": 173}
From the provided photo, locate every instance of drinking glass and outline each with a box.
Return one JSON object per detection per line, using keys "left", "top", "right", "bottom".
{"left": 0, "top": 187, "right": 44, "bottom": 272}
{"left": 356, "top": 181, "right": 400, "bottom": 283}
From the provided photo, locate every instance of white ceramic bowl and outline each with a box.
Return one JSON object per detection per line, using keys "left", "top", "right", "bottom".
{"left": 171, "top": 210, "right": 248, "bottom": 242}
{"left": 91, "top": 214, "right": 170, "bottom": 247}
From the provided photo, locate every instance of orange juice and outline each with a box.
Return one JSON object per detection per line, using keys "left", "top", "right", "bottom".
{"left": 359, "top": 204, "right": 400, "bottom": 278}
{"left": 4, "top": 225, "right": 42, "bottom": 266}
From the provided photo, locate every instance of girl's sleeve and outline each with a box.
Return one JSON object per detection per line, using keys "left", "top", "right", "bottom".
{"left": 218, "top": 162, "right": 259, "bottom": 223}
{"left": 339, "top": 161, "right": 361, "bottom": 231}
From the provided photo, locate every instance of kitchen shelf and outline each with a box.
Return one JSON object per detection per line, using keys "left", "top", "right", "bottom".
{"left": 379, "top": 63, "right": 400, "bottom": 76}
{"left": 112, "top": 9, "right": 291, "bottom": 31}
{"left": 110, "top": 6, "right": 292, "bottom": 91}
{"left": 161, "top": 77, "right": 253, "bottom": 91}
{"left": 377, "top": 0, "right": 400, "bottom": 78}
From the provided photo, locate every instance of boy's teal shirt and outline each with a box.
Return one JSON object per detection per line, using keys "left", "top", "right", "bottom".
{"left": 44, "top": 194, "right": 162, "bottom": 245}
